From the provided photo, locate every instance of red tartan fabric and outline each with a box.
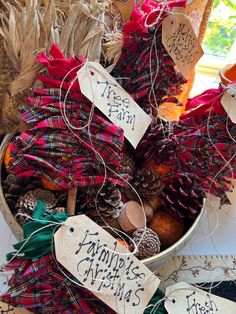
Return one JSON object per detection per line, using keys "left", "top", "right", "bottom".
{"left": 111, "top": 0, "right": 187, "bottom": 114}
{"left": 8, "top": 45, "right": 125, "bottom": 190}
{"left": 0, "top": 254, "right": 114, "bottom": 314}
{"left": 165, "top": 85, "right": 236, "bottom": 205}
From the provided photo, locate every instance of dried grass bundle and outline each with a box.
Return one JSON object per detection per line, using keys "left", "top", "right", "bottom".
{"left": 0, "top": 0, "right": 109, "bottom": 97}
{"left": 0, "top": 0, "right": 60, "bottom": 96}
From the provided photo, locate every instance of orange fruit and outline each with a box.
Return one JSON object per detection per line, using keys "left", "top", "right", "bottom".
{"left": 41, "top": 178, "right": 63, "bottom": 191}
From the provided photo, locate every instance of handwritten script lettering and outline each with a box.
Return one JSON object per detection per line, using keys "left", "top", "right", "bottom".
{"left": 165, "top": 282, "right": 236, "bottom": 314}
{"left": 98, "top": 81, "right": 136, "bottom": 130}
{"left": 54, "top": 215, "right": 160, "bottom": 312}
{"left": 167, "top": 22, "right": 198, "bottom": 67}
{"left": 186, "top": 291, "right": 218, "bottom": 314}
{"left": 162, "top": 15, "right": 204, "bottom": 78}
{"left": 77, "top": 62, "right": 151, "bottom": 148}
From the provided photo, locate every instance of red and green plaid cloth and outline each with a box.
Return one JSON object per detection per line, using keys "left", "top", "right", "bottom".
{"left": 165, "top": 85, "right": 236, "bottom": 205}
{"left": 111, "top": 0, "right": 186, "bottom": 114}
{"left": 9, "top": 45, "right": 125, "bottom": 190}
{"left": 0, "top": 254, "right": 115, "bottom": 314}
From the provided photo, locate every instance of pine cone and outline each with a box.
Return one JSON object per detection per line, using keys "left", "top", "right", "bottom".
{"left": 131, "top": 168, "right": 164, "bottom": 199}
{"left": 114, "top": 152, "right": 136, "bottom": 180}
{"left": 130, "top": 228, "right": 161, "bottom": 259}
{"left": 87, "top": 184, "right": 123, "bottom": 219}
{"left": 136, "top": 120, "right": 176, "bottom": 165}
{"left": 3, "top": 174, "right": 42, "bottom": 211}
{"left": 161, "top": 174, "right": 204, "bottom": 221}
{"left": 16, "top": 189, "right": 58, "bottom": 225}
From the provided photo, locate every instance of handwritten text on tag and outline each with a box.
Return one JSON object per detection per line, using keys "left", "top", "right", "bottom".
{"left": 165, "top": 282, "right": 236, "bottom": 314}
{"left": 77, "top": 62, "right": 152, "bottom": 148}
{"left": 221, "top": 83, "right": 236, "bottom": 123}
{"left": 54, "top": 215, "right": 160, "bottom": 313}
{"left": 162, "top": 13, "right": 204, "bottom": 78}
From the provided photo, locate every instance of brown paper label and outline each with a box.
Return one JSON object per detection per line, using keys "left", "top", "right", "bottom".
{"left": 162, "top": 13, "right": 204, "bottom": 78}
{"left": 165, "top": 282, "right": 236, "bottom": 314}
{"left": 221, "top": 84, "right": 236, "bottom": 123}
{"left": 77, "top": 62, "right": 152, "bottom": 148}
{"left": 54, "top": 215, "right": 160, "bottom": 313}
{"left": 0, "top": 302, "right": 32, "bottom": 313}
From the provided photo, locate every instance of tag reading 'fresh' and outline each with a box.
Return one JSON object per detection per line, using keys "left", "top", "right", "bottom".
{"left": 0, "top": 301, "right": 32, "bottom": 313}
{"left": 165, "top": 282, "right": 236, "bottom": 314}
{"left": 54, "top": 215, "right": 160, "bottom": 313}
{"left": 162, "top": 13, "right": 204, "bottom": 78}
{"left": 221, "top": 83, "right": 236, "bottom": 123}
{"left": 77, "top": 62, "right": 152, "bottom": 148}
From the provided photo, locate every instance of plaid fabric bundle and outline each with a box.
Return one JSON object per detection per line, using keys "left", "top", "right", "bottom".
{"left": 0, "top": 254, "right": 115, "bottom": 314}
{"left": 8, "top": 45, "right": 125, "bottom": 190}
{"left": 111, "top": 0, "right": 187, "bottom": 113}
{"left": 165, "top": 85, "right": 236, "bottom": 205}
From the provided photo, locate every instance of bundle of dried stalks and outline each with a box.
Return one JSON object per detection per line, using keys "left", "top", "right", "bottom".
{"left": 0, "top": 0, "right": 110, "bottom": 98}
{"left": 0, "top": 0, "right": 112, "bottom": 133}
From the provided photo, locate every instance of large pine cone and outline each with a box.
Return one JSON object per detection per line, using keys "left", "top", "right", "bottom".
{"left": 136, "top": 120, "right": 176, "bottom": 166}
{"left": 131, "top": 168, "right": 164, "bottom": 199}
{"left": 161, "top": 174, "right": 204, "bottom": 221}
{"left": 87, "top": 184, "right": 123, "bottom": 219}
{"left": 2, "top": 174, "right": 42, "bottom": 211}
{"left": 130, "top": 228, "right": 161, "bottom": 259}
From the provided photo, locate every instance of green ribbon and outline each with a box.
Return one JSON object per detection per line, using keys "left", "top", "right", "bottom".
{"left": 145, "top": 288, "right": 167, "bottom": 314}
{"left": 7, "top": 200, "right": 68, "bottom": 260}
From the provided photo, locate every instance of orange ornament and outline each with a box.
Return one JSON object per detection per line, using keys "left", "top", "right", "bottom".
{"left": 41, "top": 178, "right": 63, "bottom": 191}
{"left": 116, "top": 238, "right": 130, "bottom": 251}
{"left": 144, "top": 161, "right": 171, "bottom": 176}
{"left": 149, "top": 210, "right": 184, "bottom": 250}
{"left": 4, "top": 145, "right": 13, "bottom": 173}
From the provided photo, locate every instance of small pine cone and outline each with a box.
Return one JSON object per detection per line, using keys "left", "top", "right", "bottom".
{"left": 131, "top": 168, "right": 164, "bottom": 199}
{"left": 130, "top": 228, "right": 161, "bottom": 259}
{"left": 136, "top": 120, "right": 176, "bottom": 165}
{"left": 3, "top": 174, "right": 42, "bottom": 210}
{"left": 87, "top": 184, "right": 123, "bottom": 219}
{"left": 16, "top": 191, "right": 38, "bottom": 212}
{"left": 161, "top": 174, "right": 204, "bottom": 221}
{"left": 114, "top": 152, "right": 136, "bottom": 179}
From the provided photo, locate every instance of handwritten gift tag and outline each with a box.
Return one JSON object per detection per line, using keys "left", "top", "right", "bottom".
{"left": 77, "top": 62, "right": 152, "bottom": 148}
{"left": 165, "top": 282, "right": 236, "bottom": 314}
{"left": 162, "top": 13, "right": 204, "bottom": 78}
{"left": 54, "top": 215, "right": 160, "bottom": 313}
{"left": 221, "top": 83, "right": 236, "bottom": 123}
{"left": 0, "top": 301, "right": 32, "bottom": 313}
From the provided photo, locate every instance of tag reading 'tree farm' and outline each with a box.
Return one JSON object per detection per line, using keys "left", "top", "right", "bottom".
{"left": 221, "top": 83, "right": 236, "bottom": 124}
{"left": 54, "top": 215, "right": 160, "bottom": 314}
{"left": 77, "top": 62, "right": 152, "bottom": 148}
{"left": 165, "top": 282, "right": 236, "bottom": 314}
{"left": 162, "top": 13, "right": 204, "bottom": 79}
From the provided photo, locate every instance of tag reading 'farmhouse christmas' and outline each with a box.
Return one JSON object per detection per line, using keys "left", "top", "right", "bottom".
{"left": 77, "top": 62, "right": 152, "bottom": 148}
{"left": 221, "top": 83, "right": 236, "bottom": 123}
{"left": 54, "top": 215, "right": 160, "bottom": 313}
{"left": 0, "top": 301, "right": 32, "bottom": 313}
{"left": 165, "top": 282, "right": 236, "bottom": 314}
{"left": 162, "top": 13, "right": 204, "bottom": 78}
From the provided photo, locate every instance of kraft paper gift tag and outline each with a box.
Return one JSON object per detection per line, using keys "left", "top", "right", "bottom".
{"left": 165, "top": 282, "right": 236, "bottom": 314}
{"left": 162, "top": 12, "right": 204, "bottom": 79}
{"left": 54, "top": 215, "right": 160, "bottom": 314}
{"left": 77, "top": 62, "right": 152, "bottom": 148}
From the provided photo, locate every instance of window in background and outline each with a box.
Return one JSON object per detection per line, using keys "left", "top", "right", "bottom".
{"left": 197, "top": 0, "right": 236, "bottom": 76}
